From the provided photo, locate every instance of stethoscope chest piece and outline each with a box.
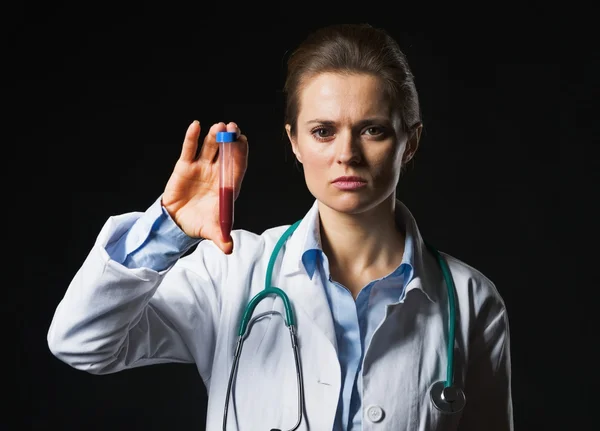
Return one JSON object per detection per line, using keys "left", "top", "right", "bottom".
{"left": 430, "top": 381, "right": 466, "bottom": 414}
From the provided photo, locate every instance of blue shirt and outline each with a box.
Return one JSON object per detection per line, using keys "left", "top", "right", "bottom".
{"left": 106, "top": 197, "right": 416, "bottom": 430}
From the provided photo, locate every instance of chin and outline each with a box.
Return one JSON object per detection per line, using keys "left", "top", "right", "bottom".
{"left": 317, "top": 190, "right": 394, "bottom": 215}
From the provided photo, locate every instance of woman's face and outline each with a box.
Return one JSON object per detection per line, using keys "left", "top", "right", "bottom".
{"left": 286, "top": 72, "right": 419, "bottom": 215}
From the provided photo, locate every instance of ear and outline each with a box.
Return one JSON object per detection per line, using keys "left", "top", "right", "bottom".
{"left": 403, "top": 122, "right": 422, "bottom": 164}
{"left": 285, "top": 124, "right": 303, "bottom": 164}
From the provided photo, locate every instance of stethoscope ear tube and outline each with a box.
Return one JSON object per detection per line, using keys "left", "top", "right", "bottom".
{"left": 224, "top": 313, "right": 305, "bottom": 431}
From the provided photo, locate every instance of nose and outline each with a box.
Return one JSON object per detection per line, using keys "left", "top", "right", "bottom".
{"left": 335, "top": 132, "right": 362, "bottom": 165}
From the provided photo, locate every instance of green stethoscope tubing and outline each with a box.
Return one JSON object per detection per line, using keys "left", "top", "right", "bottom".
{"left": 224, "top": 219, "right": 461, "bottom": 429}
{"left": 425, "top": 240, "right": 457, "bottom": 389}
{"left": 237, "top": 218, "right": 456, "bottom": 388}
{"left": 237, "top": 219, "right": 302, "bottom": 337}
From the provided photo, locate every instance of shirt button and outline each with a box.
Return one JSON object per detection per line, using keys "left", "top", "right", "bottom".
{"left": 366, "top": 405, "right": 385, "bottom": 423}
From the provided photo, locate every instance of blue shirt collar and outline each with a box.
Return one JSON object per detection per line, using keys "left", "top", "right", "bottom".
{"left": 300, "top": 200, "right": 416, "bottom": 288}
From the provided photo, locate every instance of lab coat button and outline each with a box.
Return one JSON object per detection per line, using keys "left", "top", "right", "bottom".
{"left": 366, "top": 405, "right": 385, "bottom": 423}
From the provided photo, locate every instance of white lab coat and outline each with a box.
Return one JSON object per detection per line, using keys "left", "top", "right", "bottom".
{"left": 48, "top": 200, "right": 513, "bottom": 431}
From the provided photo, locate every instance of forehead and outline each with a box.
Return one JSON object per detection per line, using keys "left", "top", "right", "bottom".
{"left": 298, "top": 72, "right": 391, "bottom": 120}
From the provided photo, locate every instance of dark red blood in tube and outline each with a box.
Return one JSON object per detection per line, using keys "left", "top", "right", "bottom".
{"left": 219, "top": 186, "right": 234, "bottom": 242}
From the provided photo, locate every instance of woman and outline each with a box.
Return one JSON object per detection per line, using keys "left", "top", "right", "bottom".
{"left": 48, "top": 24, "right": 513, "bottom": 430}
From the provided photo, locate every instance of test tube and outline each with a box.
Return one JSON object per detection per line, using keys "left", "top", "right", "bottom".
{"left": 216, "top": 131, "right": 237, "bottom": 242}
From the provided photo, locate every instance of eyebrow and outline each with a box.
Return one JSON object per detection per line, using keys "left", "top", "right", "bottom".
{"left": 305, "top": 117, "right": 391, "bottom": 127}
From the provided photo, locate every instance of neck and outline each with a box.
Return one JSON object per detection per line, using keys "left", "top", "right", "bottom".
{"left": 318, "top": 195, "right": 405, "bottom": 276}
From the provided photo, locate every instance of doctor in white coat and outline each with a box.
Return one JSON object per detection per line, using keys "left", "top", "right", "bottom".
{"left": 48, "top": 23, "right": 513, "bottom": 431}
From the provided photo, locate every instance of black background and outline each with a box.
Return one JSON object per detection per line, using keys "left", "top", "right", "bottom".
{"left": 12, "top": 2, "right": 596, "bottom": 430}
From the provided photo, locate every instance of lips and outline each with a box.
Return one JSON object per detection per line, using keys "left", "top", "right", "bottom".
{"left": 332, "top": 176, "right": 368, "bottom": 191}
{"left": 332, "top": 176, "right": 367, "bottom": 184}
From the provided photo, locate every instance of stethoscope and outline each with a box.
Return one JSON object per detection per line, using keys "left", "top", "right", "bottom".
{"left": 222, "top": 220, "right": 466, "bottom": 431}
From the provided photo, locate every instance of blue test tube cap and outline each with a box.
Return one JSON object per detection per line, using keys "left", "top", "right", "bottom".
{"left": 216, "top": 132, "right": 237, "bottom": 143}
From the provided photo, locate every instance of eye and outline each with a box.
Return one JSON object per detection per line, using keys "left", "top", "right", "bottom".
{"left": 364, "top": 126, "right": 384, "bottom": 136}
{"left": 311, "top": 126, "right": 335, "bottom": 141}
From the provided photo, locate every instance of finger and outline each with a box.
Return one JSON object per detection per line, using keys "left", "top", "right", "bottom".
{"left": 180, "top": 120, "right": 201, "bottom": 162}
{"left": 209, "top": 224, "right": 234, "bottom": 254}
{"left": 219, "top": 238, "right": 234, "bottom": 255}
{"left": 232, "top": 134, "right": 249, "bottom": 195}
{"left": 226, "top": 121, "right": 240, "bottom": 136}
{"left": 197, "top": 122, "right": 227, "bottom": 162}
{"left": 226, "top": 122, "right": 247, "bottom": 163}
{"left": 233, "top": 133, "right": 249, "bottom": 166}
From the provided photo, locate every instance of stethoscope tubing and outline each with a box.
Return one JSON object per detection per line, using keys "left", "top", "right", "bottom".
{"left": 222, "top": 220, "right": 464, "bottom": 429}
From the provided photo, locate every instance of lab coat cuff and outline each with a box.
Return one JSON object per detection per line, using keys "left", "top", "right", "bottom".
{"left": 111, "top": 195, "right": 200, "bottom": 262}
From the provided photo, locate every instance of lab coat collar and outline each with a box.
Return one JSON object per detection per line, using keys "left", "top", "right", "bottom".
{"left": 279, "top": 199, "right": 438, "bottom": 304}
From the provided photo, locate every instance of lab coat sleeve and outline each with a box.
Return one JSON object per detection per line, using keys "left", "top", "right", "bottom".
{"left": 458, "top": 307, "right": 513, "bottom": 431}
{"left": 47, "top": 212, "right": 223, "bottom": 382}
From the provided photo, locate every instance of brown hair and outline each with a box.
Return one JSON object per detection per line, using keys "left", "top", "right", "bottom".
{"left": 284, "top": 23, "right": 421, "bottom": 137}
